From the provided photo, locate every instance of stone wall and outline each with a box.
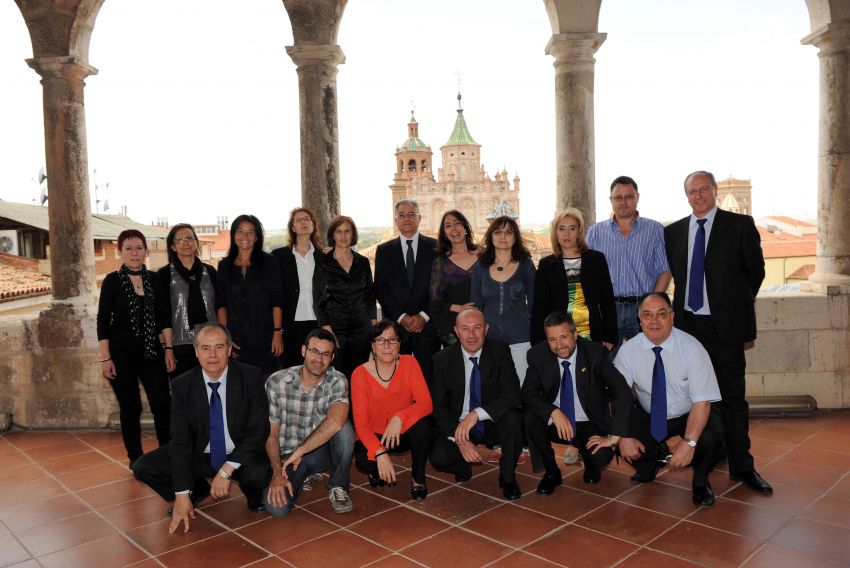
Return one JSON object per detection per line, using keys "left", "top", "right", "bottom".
{"left": 746, "top": 287, "right": 850, "bottom": 408}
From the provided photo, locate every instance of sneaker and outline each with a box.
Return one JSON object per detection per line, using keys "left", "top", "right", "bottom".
{"left": 328, "top": 487, "right": 353, "bottom": 513}
{"left": 302, "top": 472, "right": 323, "bottom": 491}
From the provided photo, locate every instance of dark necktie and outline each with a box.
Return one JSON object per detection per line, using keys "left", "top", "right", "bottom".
{"left": 559, "top": 360, "right": 576, "bottom": 438}
{"left": 208, "top": 382, "right": 227, "bottom": 470}
{"left": 650, "top": 347, "right": 668, "bottom": 442}
{"left": 468, "top": 356, "right": 485, "bottom": 443}
{"left": 688, "top": 218, "right": 707, "bottom": 311}
{"left": 405, "top": 239, "right": 415, "bottom": 285}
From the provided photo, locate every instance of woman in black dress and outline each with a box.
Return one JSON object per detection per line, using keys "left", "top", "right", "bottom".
{"left": 157, "top": 223, "right": 218, "bottom": 378}
{"left": 315, "top": 215, "right": 377, "bottom": 379}
{"left": 97, "top": 229, "right": 174, "bottom": 466}
{"left": 216, "top": 214, "right": 284, "bottom": 375}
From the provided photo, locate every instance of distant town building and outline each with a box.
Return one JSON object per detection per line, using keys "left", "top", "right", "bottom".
{"left": 389, "top": 94, "right": 520, "bottom": 236}
{"left": 716, "top": 176, "right": 752, "bottom": 216}
{"left": 756, "top": 216, "right": 816, "bottom": 286}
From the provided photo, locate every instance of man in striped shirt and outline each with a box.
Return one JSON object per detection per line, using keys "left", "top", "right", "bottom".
{"left": 587, "top": 176, "right": 671, "bottom": 345}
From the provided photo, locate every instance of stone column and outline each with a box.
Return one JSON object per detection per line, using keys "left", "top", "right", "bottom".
{"left": 26, "top": 56, "right": 97, "bottom": 305}
{"left": 803, "top": 24, "right": 850, "bottom": 287}
{"left": 286, "top": 44, "right": 345, "bottom": 238}
{"left": 546, "top": 32, "right": 606, "bottom": 224}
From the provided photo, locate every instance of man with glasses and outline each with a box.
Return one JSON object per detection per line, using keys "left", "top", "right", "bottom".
{"left": 664, "top": 170, "right": 771, "bottom": 495}
{"left": 613, "top": 292, "right": 723, "bottom": 506}
{"left": 375, "top": 199, "right": 439, "bottom": 382}
{"left": 263, "top": 328, "right": 355, "bottom": 516}
{"left": 586, "top": 176, "right": 671, "bottom": 346}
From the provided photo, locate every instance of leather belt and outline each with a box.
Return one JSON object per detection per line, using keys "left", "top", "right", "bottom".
{"left": 614, "top": 296, "right": 640, "bottom": 304}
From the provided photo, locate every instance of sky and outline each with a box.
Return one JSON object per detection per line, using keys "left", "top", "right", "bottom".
{"left": 0, "top": 0, "right": 819, "bottom": 231}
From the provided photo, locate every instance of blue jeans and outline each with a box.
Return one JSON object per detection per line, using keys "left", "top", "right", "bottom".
{"left": 611, "top": 302, "right": 641, "bottom": 359}
{"left": 264, "top": 421, "right": 354, "bottom": 517}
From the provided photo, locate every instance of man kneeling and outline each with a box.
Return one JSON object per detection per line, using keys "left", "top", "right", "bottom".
{"left": 264, "top": 328, "right": 355, "bottom": 516}
{"left": 133, "top": 323, "right": 271, "bottom": 533}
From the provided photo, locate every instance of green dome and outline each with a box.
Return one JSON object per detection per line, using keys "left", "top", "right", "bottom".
{"left": 398, "top": 137, "right": 431, "bottom": 152}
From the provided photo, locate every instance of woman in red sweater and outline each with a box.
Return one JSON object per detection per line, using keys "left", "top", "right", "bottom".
{"left": 351, "top": 320, "right": 435, "bottom": 500}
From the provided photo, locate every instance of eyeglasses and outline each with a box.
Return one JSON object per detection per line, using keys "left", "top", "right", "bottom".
{"left": 685, "top": 186, "right": 714, "bottom": 197}
{"left": 305, "top": 346, "right": 333, "bottom": 359}
{"left": 611, "top": 194, "right": 636, "bottom": 202}
{"left": 374, "top": 337, "right": 400, "bottom": 346}
{"left": 639, "top": 309, "right": 671, "bottom": 321}
{"left": 396, "top": 211, "right": 419, "bottom": 219}
{"left": 174, "top": 237, "right": 196, "bottom": 244}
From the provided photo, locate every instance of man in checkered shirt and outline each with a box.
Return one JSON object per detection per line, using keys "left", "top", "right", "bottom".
{"left": 263, "top": 327, "right": 355, "bottom": 516}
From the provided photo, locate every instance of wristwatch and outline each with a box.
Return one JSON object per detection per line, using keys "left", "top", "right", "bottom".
{"left": 683, "top": 437, "right": 697, "bottom": 448}
{"left": 218, "top": 469, "right": 231, "bottom": 480}
{"left": 606, "top": 434, "right": 618, "bottom": 449}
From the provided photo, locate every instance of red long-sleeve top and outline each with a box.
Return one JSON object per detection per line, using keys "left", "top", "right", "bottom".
{"left": 351, "top": 354, "right": 433, "bottom": 460}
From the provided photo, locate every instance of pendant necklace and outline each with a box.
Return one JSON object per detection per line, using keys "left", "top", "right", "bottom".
{"left": 375, "top": 361, "right": 397, "bottom": 383}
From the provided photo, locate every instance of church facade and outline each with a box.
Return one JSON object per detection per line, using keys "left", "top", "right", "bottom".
{"left": 389, "top": 95, "right": 520, "bottom": 236}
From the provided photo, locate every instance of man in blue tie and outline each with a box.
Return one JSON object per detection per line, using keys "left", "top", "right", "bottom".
{"left": 614, "top": 293, "right": 723, "bottom": 506}
{"left": 133, "top": 323, "right": 271, "bottom": 533}
{"left": 429, "top": 309, "right": 524, "bottom": 500}
{"left": 522, "top": 311, "right": 633, "bottom": 495}
{"left": 664, "top": 170, "right": 771, "bottom": 495}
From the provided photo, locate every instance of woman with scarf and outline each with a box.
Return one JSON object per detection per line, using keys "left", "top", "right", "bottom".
{"left": 98, "top": 229, "right": 175, "bottom": 467}
{"left": 157, "top": 223, "right": 218, "bottom": 377}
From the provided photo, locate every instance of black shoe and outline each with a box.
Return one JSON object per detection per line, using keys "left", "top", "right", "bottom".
{"left": 582, "top": 467, "right": 602, "bottom": 485}
{"left": 692, "top": 483, "right": 715, "bottom": 507}
{"left": 730, "top": 470, "right": 773, "bottom": 493}
{"left": 167, "top": 487, "right": 210, "bottom": 517}
{"left": 411, "top": 484, "right": 428, "bottom": 500}
{"left": 368, "top": 472, "right": 386, "bottom": 488}
{"left": 630, "top": 465, "right": 660, "bottom": 484}
{"left": 536, "top": 472, "right": 562, "bottom": 496}
{"left": 454, "top": 464, "right": 473, "bottom": 483}
{"left": 247, "top": 502, "right": 265, "bottom": 513}
{"left": 499, "top": 478, "right": 522, "bottom": 500}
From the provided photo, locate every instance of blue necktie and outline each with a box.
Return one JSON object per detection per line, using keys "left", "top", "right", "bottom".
{"left": 688, "top": 219, "right": 707, "bottom": 311}
{"left": 468, "top": 356, "right": 485, "bottom": 443}
{"left": 208, "top": 382, "right": 227, "bottom": 470}
{"left": 559, "top": 360, "right": 576, "bottom": 438}
{"left": 650, "top": 347, "right": 668, "bottom": 442}
{"left": 405, "top": 239, "right": 415, "bottom": 285}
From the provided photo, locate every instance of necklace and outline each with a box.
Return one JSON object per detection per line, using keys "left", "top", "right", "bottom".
{"left": 495, "top": 258, "right": 512, "bottom": 272}
{"left": 375, "top": 361, "right": 397, "bottom": 383}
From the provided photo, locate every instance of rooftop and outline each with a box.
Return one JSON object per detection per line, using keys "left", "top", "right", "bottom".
{"left": 1, "top": 411, "right": 848, "bottom": 566}
{"left": 0, "top": 253, "right": 51, "bottom": 302}
{"left": 443, "top": 95, "right": 479, "bottom": 147}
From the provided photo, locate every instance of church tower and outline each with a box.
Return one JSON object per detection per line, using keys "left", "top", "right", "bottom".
{"left": 438, "top": 93, "right": 483, "bottom": 184}
{"left": 716, "top": 176, "right": 752, "bottom": 216}
{"left": 390, "top": 111, "right": 434, "bottom": 213}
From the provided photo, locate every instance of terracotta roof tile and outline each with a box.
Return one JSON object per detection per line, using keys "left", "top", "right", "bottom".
{"left": 0, "top": 253, "right": 51, "bottom": 302}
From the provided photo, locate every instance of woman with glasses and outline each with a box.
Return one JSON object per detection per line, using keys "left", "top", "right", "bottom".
{"left": 272, "top": 208, "right": 324, "bottom": 368}
{"left": 157, "top": 223, "right": 218, "bottom": 377}
{"left": 429, "top": 210, "right": 479, "bottom": 347}
{"left": 532, "top": 207, "right": 617, "bottom": 348}
{"left": 351, "top": 320, "right": 434, "bottom": 499}
{"left": 216, "top": 214, "right": 284, "bottom": 375}
{"left": 314, "top": 215, "right": 376, "bottom": 379}
{"left": 98, "top": 230, "right": 174, "bottom": 467}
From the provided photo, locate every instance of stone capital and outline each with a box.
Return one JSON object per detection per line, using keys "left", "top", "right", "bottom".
{"left": 285, "top": 44, "right": 346, "bottom": 68}
{"left": 26, "top": 56, "right": 98, "bottom": 81}
{"left": 545, "top": 32, "right": 607, "bottom": 67}
{"left": 802, "top": 22, "right": 850, "bottom": 55}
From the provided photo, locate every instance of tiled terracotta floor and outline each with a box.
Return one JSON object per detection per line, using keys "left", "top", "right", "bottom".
{"left": 1, "top": 411, "right": 850, "bottom": 567}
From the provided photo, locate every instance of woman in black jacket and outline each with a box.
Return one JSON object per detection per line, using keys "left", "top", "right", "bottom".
{"left": 157, "top": 223, "right": 218, "bottom": 378}
{"left": 271, "top": 207, "right": 324, "bottom": 368}
{"left": 315, "top": 215, "right": 377, "bottom": 379}
{"left": 531, "top": 208, "right": 617, "bottom": 348}
{"left": 98, "top": 229, "right": 174, "bottom": 466}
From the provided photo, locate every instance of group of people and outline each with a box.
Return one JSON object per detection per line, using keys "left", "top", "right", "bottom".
{"left": 96, "top": 169, "right": 771, "bottom": 534}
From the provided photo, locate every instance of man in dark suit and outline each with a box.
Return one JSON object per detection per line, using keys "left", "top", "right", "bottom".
{"left": 374, "top": 199, "right": 439, "bottom": 382}
{"left": 664, "top": 170, "right": 771, "bottom": 494}
{"left": 522, "top": 311, "right": 633, "bottom": 495}
{"left": 429, "top": 308, "right": 524, "bottom": 500}
{"left": 133, "top": 323, "right": 271, "bottom": 533}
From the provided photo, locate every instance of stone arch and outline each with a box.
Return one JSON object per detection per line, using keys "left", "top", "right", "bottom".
{"left": 16, "top": 0, "right": 107, "bottom": 60}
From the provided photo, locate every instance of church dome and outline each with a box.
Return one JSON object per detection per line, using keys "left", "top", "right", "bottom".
{"left": 398, "top": 137, "right": 431, "bottom": 152}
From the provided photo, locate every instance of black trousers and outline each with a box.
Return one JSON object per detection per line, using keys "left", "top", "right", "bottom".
{"left": 430, "top": 409, "right": 523, "bottom": 483}
{"left": 132, "top": 445, "right": 271, "bottom": 506}
{"left": 110, "top": 348, "right": 171, "bottom": 463}
{"left": 683, "top": 312, "right": 754, "bottom": 474}
{"left": 331, "top": 319, "right": 372, "bottom": 380}
{"left": 282, "top": 320, "right": 318, "bottom": 368}
{"left": 629, "top": 403, "right": 723, "bottom": 487}
{"left": 400, "top": 323, "right": 438, "bottom": 385}
{"left": 354, "top": 417, "right": 435, "bottom": 485}
{"left": 170, "top": 344, "right": 199, "bottom": 379}
{"left": 523, "top": 412, "right": 614, "bottom": 476}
